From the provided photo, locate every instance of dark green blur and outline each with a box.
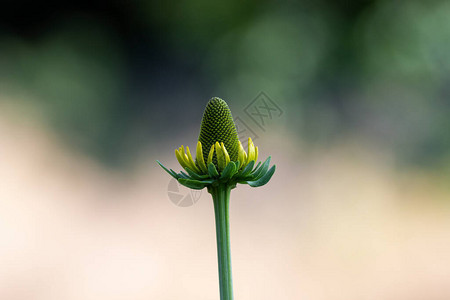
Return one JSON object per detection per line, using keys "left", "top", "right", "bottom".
{"left": 1, "top": 0, "right": 449, "bottom": 169}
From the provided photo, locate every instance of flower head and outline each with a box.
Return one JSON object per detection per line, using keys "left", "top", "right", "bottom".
{"left": 157, "top": 97, "right": 275, "bottom": 191}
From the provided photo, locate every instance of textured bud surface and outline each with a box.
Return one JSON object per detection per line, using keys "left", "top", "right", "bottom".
{"left": 198, "top": 97, "right": 240, "bottom": 164}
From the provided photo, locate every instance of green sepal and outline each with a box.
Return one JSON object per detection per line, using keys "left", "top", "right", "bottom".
{"left": 246, "top": 165, "right": 276, "bottom": 187}
{"left": 252, "top": 161, "right": 262, "bottom": 173}
{"left": 251, "top": 156, "right": 271, "bottom": 180}
{"left": 179, "top": 171, "right": 191, "bottom": 179}
{"left": 178, "top": 178, "right": 213, "bottom": 190}
{"left": 229, "top": 161, "right": 239, "bottom": 178}
{"left": 185, "top": 167, "right": 210, "bottom": 180}
{"left": 157, "top": 160, "right": 179, "bottom": 179}
{"left": 220, "top": 161, "right": 237, "bottom": 180}
{"left": 239, "top": 160, "right": 255, "bottom": 178}
{"left": 208, "top": 162, "right": 219, "bottom": 178}
{"left": 234, "top": 160, "right": 240, "bottom": 171}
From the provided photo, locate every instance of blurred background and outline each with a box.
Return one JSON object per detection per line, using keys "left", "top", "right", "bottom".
{"left": 1, "top": 1, "right": 450, "bottom": 299}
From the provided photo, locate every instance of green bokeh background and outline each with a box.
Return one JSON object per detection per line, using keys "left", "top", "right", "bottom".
{"left": 2, "top": 0, "right": 449, "bottom": 170}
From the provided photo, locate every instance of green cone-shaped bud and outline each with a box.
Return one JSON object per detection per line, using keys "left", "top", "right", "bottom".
{"left": 198, "top": 97, "right": 240, "bottom": 165}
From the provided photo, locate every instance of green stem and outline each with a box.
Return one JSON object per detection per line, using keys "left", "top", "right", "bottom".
{"left": 209, "top": 184, "right": 233, "bottom": 300}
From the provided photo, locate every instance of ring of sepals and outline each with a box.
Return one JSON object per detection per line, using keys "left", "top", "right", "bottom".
{"left": 157, "top": 138, "right": 275, "bottom": 191}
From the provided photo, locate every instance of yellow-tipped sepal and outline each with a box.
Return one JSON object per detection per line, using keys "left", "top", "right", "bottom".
{"left": 215, "top": 142, "right": 226, "bottom": 171}
{"left": 207, "top": 144, "right": 215, "bottom": 165}
{"left": 175, "top": 145, "right": 201, "bottom": 174}
{"left": 175, "top": 147, "right": 189, "bottom": 170}
{"left": 221, "top": 142, "right": 231, "bottom": 166}
{"left": 196, "top": 141, "right": 208, "bottom": 174}
{"left": 246, "top": 137, "right": 256, "bottom": 165}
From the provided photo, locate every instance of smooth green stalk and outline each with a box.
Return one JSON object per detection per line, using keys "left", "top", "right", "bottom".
{"left": 209, "top": 184, "right": 233, "bottom": 300}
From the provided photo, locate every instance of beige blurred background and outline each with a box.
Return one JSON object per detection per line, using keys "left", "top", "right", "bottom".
{"left": 1, "top": 99, "right": 449, "bottom": 299}
{"left": 1, "top": 1, "right": 450, "bottom": 299}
